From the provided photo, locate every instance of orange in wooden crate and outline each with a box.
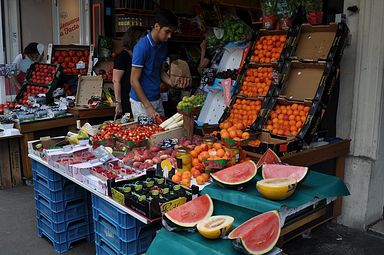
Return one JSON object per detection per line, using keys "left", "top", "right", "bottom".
{"left": 250, "top": 35, "right": 286, "bottom": 63}
{"left": 240, "top": 67, "right": 273, "bottom": 97}
{"left": 264, "top": 103, "right": 310, "bottom": 136}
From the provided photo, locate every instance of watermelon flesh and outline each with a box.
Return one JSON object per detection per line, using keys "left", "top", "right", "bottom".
{"left": 211, "top": 160, "right": 257, "bottom": 186}
{"left": 256, "top": 148, "right": 281, "bottom": 169}
{"left": 262, "top": 164, "right": 308, "bottom": 183}
{"left": 229, "top": 211, "right": 281, "bottom": 255}
{"left": 164, "top": 194, "right": 213, "bottom": 228}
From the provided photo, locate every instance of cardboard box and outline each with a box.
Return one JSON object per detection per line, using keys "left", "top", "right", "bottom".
{"left": 47, "top": 44, "right": 94, "bottom": 76}
{"left": 273, "top": 61, "right": 337, "bottom": 106}
{"left": 148, "top": 127, "right": 186, "bottom": 147}
{"left": 75, "top": 75, "right": 104, "bottom": 106}
{"left": 242, "top": 131, "right": 304, "bottom": 157}
{"left": 283, "top": 23, "right": 349, "bottom": 63}
{"left": 251, "top": 98, "right": 325, "bottom": 145}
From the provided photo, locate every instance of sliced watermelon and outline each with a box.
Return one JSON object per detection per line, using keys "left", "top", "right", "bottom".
{"left": 164, "top": 194, "right": 213, "bottom": 228}
{"left": 229, "top": 211, "right": 281, "bottom": 255}
{"left": 262, "top": 164, "right": 308, "bottom": 182}
{"left": 256, "top": 148, "right": 281, "bottom": 169}
{"left": 211, "top": 160, "right": 257, "bottom": 188}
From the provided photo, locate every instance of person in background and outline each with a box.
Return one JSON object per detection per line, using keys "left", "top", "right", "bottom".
{"left": 113, "top": 26, "right": 147, "bottom": 116}
{"left": 11, "top": 42, "right": 44, "bottom": 89}
{"left": 130, "top": 9, "right": 191, "bottom": 121}
{"left": 197, "top": 39, "right": 210, "bottom": 75}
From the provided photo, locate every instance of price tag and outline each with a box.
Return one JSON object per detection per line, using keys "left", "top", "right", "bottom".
{"left": 160, "top": 197, "right": 187, "bottom": 213}
{"left": 161, "top": 159, "right": 172, "bottom": 183}
{"left": 111, "top": 188, "right": 125, "bottom": 206}
{"left": 76, "top": 61, "right": 86, "bottom": 69}
{"left": 221, "top": 78, "right": 232, "bottom": 107}
{"left": 138, "top": 115, "right": 154, "bottom": 126}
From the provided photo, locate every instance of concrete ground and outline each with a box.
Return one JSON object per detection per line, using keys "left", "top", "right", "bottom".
{"left": 1, "top": 184, "right": 384, "bottom": 255}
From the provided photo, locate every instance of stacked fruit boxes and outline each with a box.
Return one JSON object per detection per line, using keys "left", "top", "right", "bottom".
{"left": 92, "top": 195, "right": 160, "bottom": 255}
{"left": 32, "top": 160, "right": 94, "bottom": 253}
{"left": 246, "top": 23, "right": 349, "bottom": 156}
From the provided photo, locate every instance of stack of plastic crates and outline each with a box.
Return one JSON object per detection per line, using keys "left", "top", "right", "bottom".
{"left": 32, "top": 160, "right": 94, "bottom": 253}
{"left": 92, "top": 194, "right": 160, "bottom": 255}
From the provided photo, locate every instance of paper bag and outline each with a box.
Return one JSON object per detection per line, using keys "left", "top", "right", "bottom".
{"left": 169, "top": 59, "right": 191, "bottom": 87}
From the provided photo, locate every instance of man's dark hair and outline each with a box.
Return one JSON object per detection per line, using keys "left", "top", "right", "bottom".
{"left": 154, "top": 9, "right": 178, "bottom": 28}
{"left": 23, "top": 42, "right": 39, "bottom": 55}
{"left": 122, "top": 26, "right": 147, "bottom": 49}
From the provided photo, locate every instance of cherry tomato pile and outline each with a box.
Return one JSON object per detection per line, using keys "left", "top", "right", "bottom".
{"left": 30, "top": 64, "right": 57, "bottom": 85}
{"left": 16, "top": 84, "right": 49, "bottom": 106}
{"left": 93, "top": 123, "right": 164, "bottom": 143}
{"left": 51, "top": 49, "right": 90, "bottom": 75}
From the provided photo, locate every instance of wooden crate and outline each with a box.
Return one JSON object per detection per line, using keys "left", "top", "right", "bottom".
{"left": 0, "top": 137, "right": 22, "bottom": 189}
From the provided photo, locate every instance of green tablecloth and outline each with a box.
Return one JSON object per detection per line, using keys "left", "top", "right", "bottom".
{"left": 146, "top": 171, "right": 350, "bottom": 255}
{"left": 201, "top": 170, "right": 350, "bottom": 213}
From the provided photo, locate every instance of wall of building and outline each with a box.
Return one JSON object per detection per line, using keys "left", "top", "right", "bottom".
{"left": 338, "top": 0, "right": 384, "bottom": 229}
{"left": 20, "top": 0, "right": 53, "bottom": 59}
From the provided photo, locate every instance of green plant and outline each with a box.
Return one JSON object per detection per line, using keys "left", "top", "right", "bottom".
{"left": 277, "top": 0, "right": 298, "bottom": 17}
{"left": 99, "top": 36, "right": 112, "bottom": 49}
{"left": 300, "top": 0, "right": 323, "bottom": 12}
{"left": 261, "top": 0, "right": 278, "bottom": 16}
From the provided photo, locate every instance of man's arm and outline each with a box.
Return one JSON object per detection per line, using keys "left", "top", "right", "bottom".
{"left": 112, "top": 69, "right": 124, "bottom": 115}
{"left": 130, "top": 67, "right": 158, "bottom": 118}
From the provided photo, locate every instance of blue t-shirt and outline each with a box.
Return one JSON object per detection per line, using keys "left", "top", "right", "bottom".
{"left": 130, "top": 33, "right": 168, "bottom": 102}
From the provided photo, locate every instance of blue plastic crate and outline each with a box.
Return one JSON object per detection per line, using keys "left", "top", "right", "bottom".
{"left": 35, "top": 190, "right": 87, "bottom": 213}
{"left": 137, "top": 231, "right": 156, "bottom": 254}
{"left": 32, "top": 170, "right": 68, "bottom": 191}
{"left": 94, "top": 214, "right": 139, "bottom": 245}
{"left": 35, "top": 198, "right": 90, "bottom": 223}
{"left": 95, "top": 233, "right": 120, "bottom": 255}
{"left": 32, "top": 160, "right": 63, "bottom": 182}
{"left": 91, "top": 194, "right": 137, "bottom": 229}
{"left": 34, "top": 176, "right": 87, "bottom": 202}
{"left": 37, "top": 214, "right": 93, "bottom": 253}
{"left": 36, "top": 212, "right": 90, "bottom": 233}
{"left": 95, "top": 232, "right": 140, "bottom": 255}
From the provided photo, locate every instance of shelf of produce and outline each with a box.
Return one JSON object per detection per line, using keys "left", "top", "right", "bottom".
{"left": 28, "top": 153, "right": 160, "bottom": 224}
{"left": 15, "top": 116, "right": 77, "bottom": 179}
{"left": 69, "top": 106, "right": 115, "bottom": 126}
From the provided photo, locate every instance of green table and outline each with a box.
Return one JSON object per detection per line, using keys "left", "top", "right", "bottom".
{"left": 147, "top": 171, "right": 349, "bottom": 255}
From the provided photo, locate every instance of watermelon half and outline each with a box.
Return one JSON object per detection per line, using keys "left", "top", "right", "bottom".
{"left": 164, "top": 194, "right": 213, "bottom": 228}
{"left": 262, "top": 164, "right": 308, "bottom": 183}
{"left": 256, "top": 148, "right": 281, "bottom": 169}
{"left": 228, "top": 211, "right": 281, "bottom": 255}
{"left": 211, "top": 160, "right": 257, "bottom": 188}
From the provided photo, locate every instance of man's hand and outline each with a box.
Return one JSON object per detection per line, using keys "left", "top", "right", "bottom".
{"left": 115, "top": 102, "right": 122, "bottom": 116}
{"left": 146, "top": 104, "right": 159, "bottom": 119}
{"left": 175, "top": 77, "right": 192, "bottom": 89}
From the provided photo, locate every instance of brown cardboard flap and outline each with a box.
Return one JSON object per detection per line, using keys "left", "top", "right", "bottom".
{"left": 258, "top": 130, "right": 296, "bottom": 144}
{"left": 40, "top": 136, "right": 68, "bottom": 148}
{"left": 280, "top": 62, "right": 326, "bottom": 101}
{"left": 293, "top": 24, "right": 338, "bottom": 60}
{"left": 75, "top": 75, "right": 104, "bottom": 106}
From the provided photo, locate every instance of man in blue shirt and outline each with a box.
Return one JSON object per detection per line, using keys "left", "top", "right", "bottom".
{"left": 130, "top": 9, "right": 190, "bottom": 120}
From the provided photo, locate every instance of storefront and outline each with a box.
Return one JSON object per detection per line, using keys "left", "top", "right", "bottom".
{"left": 1, "top": 0, "right": 384, "bottom": 254}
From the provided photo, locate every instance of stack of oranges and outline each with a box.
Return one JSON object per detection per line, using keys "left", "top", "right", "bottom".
{"left": 240, "top": 67, "right": 273, "bottom": 97}
{"left": 264, "top": 103, "right": 310, "bottom": 136}
{"left": 250, "top": 35, "right": 287, "bottom": 63}
{"left": 219, "top": 121, "right": 251, "bottom": 141}
{"left": 224, "top": 98, "right": 262, "bottom": 128}
{"left": 171, "top": 170, "right": 210, "bottom": 187}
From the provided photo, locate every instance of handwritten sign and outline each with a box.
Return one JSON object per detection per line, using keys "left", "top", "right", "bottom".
{"left": 160, "top": 197, "right": 187, "bottom": 213}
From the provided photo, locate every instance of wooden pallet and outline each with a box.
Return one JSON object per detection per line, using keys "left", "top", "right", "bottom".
{"left": 0, "top": 136, "right": 22, "bottom": 189}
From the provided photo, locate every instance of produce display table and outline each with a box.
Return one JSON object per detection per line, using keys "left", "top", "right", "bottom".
{"left": 147, "top": 139, "right": 351, "bottom": 254}
{"left": 16, "top": 116, "right": 77, "bottom": 178}
{"left": 0, "top": 133, "right": 22, "bottom": 189}
{"left": 68, "top": 106, "right": 115, "bottom": 125}
{"left": 28, "top": 153, "right": 159, "bottom": 224}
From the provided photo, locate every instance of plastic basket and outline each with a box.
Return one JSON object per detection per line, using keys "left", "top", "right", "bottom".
{"left": 94, "top": 232, "right": 137, "bottom": 255}
{"left": 34, "top": 190, "right": 87, "bottom": 213}
{"left": 32, "top": 160, "right": 63, "bottom": 182}
{"left": 37, "top": 214, "right": 92, "bottom": 253}
{"left": 33, "top": 175, "right": 87, "bottom": 202}
{"left": 35, "top": 198, "right": 90, "bottom": 223}
{"left": 91, "top": 194, "right": 136, "bottom": 229}
{"left": 95, "top": 233, "right": 120, "bottom": 255}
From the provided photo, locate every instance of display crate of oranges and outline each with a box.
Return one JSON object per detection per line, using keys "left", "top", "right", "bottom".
{"left": 247, "top": 30, "right": 288, "bottom": 66}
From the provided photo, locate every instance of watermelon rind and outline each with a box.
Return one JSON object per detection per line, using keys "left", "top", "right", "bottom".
{"left": 262, "top": 164, "right": 308, "bottom": 183}
{"left": 229, "top": 211, "right": 281, "bottom": 255}
{"left": 211, "top": 160, "right": 257, "bottom": 188}
{"left": 164, "top": 194, "right": 214, "bottom": 228}
{"left": 256, "top": 148, "right": 281, "bottom": 169}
